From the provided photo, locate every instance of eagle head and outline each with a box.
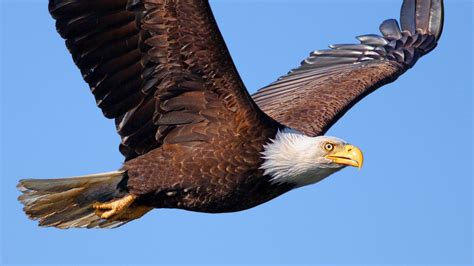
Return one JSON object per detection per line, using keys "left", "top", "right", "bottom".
{"left": 260, "top": 128, "right": 363, "bottom": 187}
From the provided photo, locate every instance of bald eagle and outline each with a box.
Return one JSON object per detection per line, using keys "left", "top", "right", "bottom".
{"left": 18, "top": 0, "right": 443, "bottom": 229}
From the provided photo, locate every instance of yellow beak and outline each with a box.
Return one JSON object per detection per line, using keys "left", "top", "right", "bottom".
{"left": 325, "top": 145, "right": 364, "bottom": 169}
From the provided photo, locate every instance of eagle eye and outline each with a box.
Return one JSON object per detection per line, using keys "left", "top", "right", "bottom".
{"left": 323, "top": 143, "right": 334, "bottom": 152}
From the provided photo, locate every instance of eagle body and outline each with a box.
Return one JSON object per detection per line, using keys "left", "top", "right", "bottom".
{"left": 18, "top": 0, "right": 443, "bottom": 229}
{"left": 124, "top": 126, "right": 291, "bottom": 213}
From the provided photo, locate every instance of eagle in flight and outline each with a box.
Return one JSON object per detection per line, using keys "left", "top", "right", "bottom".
{"left": 18, "top": 0, "right": 443, "bottom": 229}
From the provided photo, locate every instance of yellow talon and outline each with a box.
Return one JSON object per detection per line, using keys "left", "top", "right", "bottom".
{"left": 93, "top": 194, "right": 138, "bottom": 220}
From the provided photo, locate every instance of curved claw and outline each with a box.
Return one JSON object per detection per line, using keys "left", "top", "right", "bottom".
{"left": 93, "top": 194, "right": 137, "bottom": 220}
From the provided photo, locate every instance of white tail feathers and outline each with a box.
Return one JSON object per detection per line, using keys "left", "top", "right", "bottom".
{"left": 18, "top": 170, "right": 130, "bottom": 229}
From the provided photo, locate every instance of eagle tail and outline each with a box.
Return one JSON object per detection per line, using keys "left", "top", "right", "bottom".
{"left": 17, "top": 171, "right": 130, "bottom": 229}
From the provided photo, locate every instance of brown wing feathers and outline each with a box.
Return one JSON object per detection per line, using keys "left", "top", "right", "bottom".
{"left": 49, "top": 0, "right": 442, "bottom": 160}
{"left": 49, "top": 0, "right": 275, "bottom": 161}
{"left": 49, "top": 0, "right": 151, "bottom": 159}
{"left": 49, "top": 1, "right": 143, "bottom": 118}
{"left": 252, "top": 0, "right": 443, "bottom": 136}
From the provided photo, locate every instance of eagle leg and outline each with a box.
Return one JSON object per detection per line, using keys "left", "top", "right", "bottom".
{"left": 93, "top": 194, "right": 150, "bottom": 220}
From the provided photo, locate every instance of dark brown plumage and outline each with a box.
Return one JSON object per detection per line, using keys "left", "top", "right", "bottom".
{"left": 18, "top": 0, "right": 443, "bottom": 229}
{"left": 252, "top": 0, "right": 443, "bottom": 136}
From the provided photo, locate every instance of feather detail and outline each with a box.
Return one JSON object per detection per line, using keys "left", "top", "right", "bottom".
{"left": 18, "top": 171, "right": 129, "bottom": 229}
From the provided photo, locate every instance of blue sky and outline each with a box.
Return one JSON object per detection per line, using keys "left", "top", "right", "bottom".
{"left": 1, "top": 0, "right": 472, "bottom": 265}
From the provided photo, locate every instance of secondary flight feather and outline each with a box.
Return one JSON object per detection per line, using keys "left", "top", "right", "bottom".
{"left": 18, "top": 0, "right": 443, "bottom": 229}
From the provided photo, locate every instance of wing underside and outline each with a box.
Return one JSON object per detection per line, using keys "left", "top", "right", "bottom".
{"left": 252, "top": 0, "right": 443, "bottom": 136}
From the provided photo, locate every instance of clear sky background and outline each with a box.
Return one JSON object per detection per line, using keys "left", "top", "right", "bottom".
{"left": 1, "top": 0, "right": 472, "bottom": 265}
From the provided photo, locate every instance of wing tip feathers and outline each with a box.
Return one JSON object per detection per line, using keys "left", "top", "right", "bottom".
{"left": 400, "top": 0, "right": 444, "bottom": 40}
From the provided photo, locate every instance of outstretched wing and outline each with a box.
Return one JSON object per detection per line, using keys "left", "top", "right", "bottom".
{"left": 49, "top": 0, "right": 275, "bottom": 160}
{"left": 252, "top": 0, "right": 443, "bottom": 136}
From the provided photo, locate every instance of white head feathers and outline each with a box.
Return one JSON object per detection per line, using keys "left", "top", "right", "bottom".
{"left": 260, "top": 128, "right": 347, "bottom": 187}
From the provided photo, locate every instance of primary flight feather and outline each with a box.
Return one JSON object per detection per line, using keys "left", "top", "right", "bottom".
{"left": 18, "top": 0, "right": 443, "bottom": 229}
